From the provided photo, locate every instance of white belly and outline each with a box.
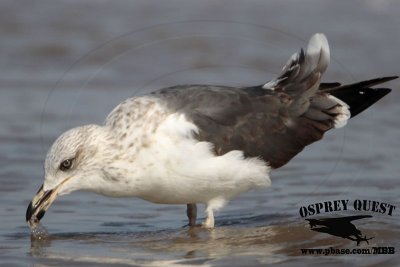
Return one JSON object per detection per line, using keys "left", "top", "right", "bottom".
{"left": 129, "top": 115, "right": 271, "bottom": 204}
{"left": 104, "top": 113, "right": 271, "bottom": 205}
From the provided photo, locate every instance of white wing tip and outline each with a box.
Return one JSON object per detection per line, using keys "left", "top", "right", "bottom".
{"left": 333, "top": 110, "right": 350, "bottom": 128}
{"left": 328, "top": 95, "right": 351, "bottom": 128}
{"left": 307, "top": 33, "right": 330, "bottom": 74}
{"left": 262, "top": 33, "right": 330, "bottom": 90}
{"left": 309, "top": 33, "right": 329, "bottom": 49}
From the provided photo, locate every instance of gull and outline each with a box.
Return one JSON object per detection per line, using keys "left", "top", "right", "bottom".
{"left": 26, "top": 34, "right": 396, "bottom": 229}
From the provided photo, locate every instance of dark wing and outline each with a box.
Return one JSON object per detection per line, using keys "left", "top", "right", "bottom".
{"left": 189, "top": 89, "right": 332, "bottom": 169}
{"left": 154, "top": 34, "right": 337, "bottom": 169}
{"left": 153, "top": 80, "right": 335, "bottom": 169}
{"left": 152, "top": 34, "right": 394, "bottom": 169}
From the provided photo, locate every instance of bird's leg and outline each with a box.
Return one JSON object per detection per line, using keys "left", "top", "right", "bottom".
{"left": 186, "top": 203, "right": 197, "bottom": 227}
{"left": 202, "top": 206, "right": 215, "bottom": 228}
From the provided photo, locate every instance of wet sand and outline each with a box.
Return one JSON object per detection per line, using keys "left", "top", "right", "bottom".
{"left": 0, "top": 1, "right": 399, "bottom": 266}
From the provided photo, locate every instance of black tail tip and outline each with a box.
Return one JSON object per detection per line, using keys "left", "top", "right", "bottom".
{"left": 377, "top": 88, "right": 392, "bottom": 95}
{"left": 330, "top": 75, "right": 397, "bottom": 118}
{"left": 371, "top": 88, "right": 392, "bottom": 99}
{"left": 350, "top": 87, "right": 392, "bottom": 118}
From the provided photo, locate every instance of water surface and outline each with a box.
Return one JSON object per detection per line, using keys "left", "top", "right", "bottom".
{"left": 1, "top": 1, "right": 399, "bottom": 266}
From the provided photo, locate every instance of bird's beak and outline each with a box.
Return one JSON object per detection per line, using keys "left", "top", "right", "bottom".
{"left": 26, "top": 177, "right": 72, "bottom": 226}
{"left": 26, "top": 185, "right": 57, "bottom": 226}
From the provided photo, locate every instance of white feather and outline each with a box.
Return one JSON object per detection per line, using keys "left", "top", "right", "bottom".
{"left": 327, "top": 95, "right": 351, "bottom": 128}
{"left": 117, "top": 113, "right": 271, "bottom": 205}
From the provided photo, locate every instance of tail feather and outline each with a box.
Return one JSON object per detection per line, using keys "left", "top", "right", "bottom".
{"left": 262, "top": 33, "right": 396, "bottom": 128}
{"left": 245, "top": 34, "right": 396, "bottom": 168}
{"left": 263, "top": 33, "right": 330, "bottom": 117}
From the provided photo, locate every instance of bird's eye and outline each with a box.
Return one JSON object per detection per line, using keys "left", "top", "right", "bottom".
{"left": 59, "top": 158, "right": 73, "bottom": 171}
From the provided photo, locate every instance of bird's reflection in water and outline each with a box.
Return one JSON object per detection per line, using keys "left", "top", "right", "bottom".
{"left": 28, "top": 221, "right": 398, "bottom": 266}
{"left": 29, "top": 224, "right": 283, "bottom": 266}
{"left": 30, "top": 233, "right": 52, "bottom": 258}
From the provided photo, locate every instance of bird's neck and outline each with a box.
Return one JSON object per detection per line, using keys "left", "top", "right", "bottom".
{"left": 83, "top": 125, "right": 151, "bottom": 197}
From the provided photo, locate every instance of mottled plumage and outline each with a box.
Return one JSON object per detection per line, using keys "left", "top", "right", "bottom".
{"left": 26, "top": 34, "right": 396, "bottom": 229}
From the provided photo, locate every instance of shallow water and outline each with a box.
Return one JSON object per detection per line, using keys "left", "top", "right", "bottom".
{"left": 1, "top": 1, "right": 399, "bottom": 266}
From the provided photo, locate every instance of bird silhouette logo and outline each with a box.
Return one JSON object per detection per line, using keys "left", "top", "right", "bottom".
{"left": 306, "top": 215, "right": 374, "bottom": 246}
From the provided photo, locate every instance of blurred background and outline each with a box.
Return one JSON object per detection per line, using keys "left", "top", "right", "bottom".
{"left": 1, "top": 1, "right": 399, "bottom": 266}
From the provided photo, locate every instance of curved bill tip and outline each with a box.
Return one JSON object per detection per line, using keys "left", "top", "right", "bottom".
{"left": 26, "top": 185, "right": 54, "bottom": 225}
{"left": 26, "top": 201, "right": 34, "bottom": 222}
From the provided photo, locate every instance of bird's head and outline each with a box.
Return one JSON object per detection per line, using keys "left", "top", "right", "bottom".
{"left": 26, "top": 124, "right": 114, "bottom": 226}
